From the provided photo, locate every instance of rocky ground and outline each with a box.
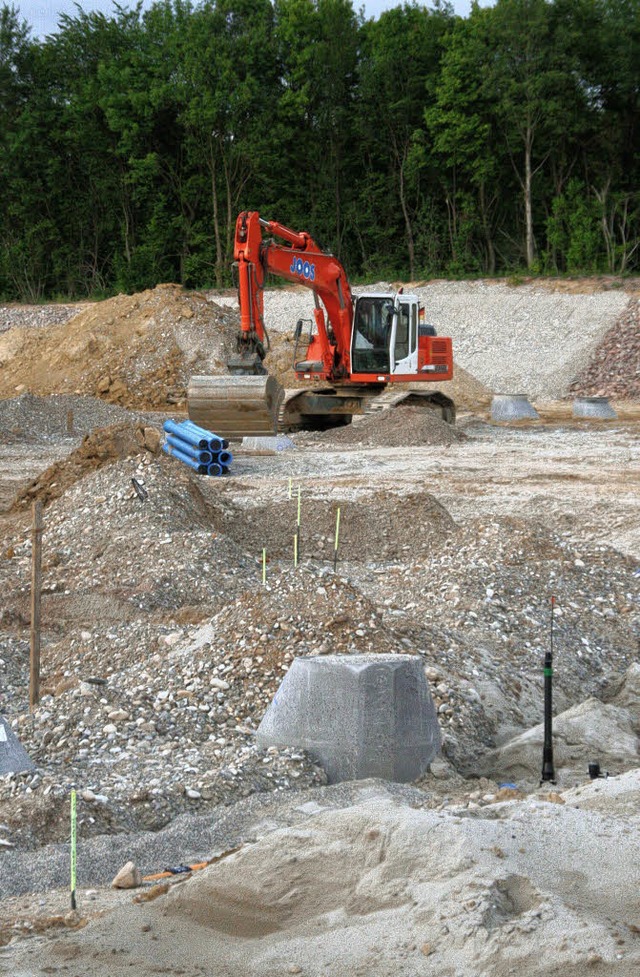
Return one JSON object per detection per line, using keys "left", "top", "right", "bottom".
{"left": 0, "top": 279, "right": 638, "bottom": 975}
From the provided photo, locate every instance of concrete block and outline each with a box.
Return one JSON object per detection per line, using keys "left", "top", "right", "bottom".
{"left": 0, "top": 716, "right": 35, "bottom": 775}
{"left": 491, "top": 394, "right": 539, "bottom": 422}
{"left": 572, "top": 396, "right": 617, "bottom": 419}
{"left": 256, "top": 654, "right": 440, "bottom": 784}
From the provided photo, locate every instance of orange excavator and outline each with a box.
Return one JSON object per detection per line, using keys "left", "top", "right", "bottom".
{"left": 187, "top": 211, "right": 455, "bottom": 438}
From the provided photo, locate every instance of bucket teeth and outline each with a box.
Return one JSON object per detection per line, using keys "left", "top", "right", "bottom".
{"left": 187, "top": 375, "right": 285, "bottom": 439}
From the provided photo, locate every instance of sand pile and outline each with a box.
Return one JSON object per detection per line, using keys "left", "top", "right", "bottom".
{"left": 0, "top": 285, "right": 237, "bottom": 409}
{"left": 10, "top": 782, "right": 639, "bottom": 976}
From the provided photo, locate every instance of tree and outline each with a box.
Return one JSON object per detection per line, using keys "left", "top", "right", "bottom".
{"left": 482, "top": 0, "right": 583, "bottom": 269}
{"left": 357, "top": 3, "right": 454, "bottom": 278}
{"left": 427, "top": 10, "right": 504, "bottom": 273}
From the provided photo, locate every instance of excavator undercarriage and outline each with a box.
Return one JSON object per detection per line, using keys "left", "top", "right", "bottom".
{"left": 187, "top": 376, "right": 455, "bottom": 439}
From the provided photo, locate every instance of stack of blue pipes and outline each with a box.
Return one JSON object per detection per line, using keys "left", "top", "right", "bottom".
{"left": 162, "top": 419, "right": 233, "bottom": 476}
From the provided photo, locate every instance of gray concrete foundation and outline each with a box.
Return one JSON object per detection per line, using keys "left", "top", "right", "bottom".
{"left": 241, "top": 435, "right": 295, "bottom": 453}
{"left": 491, "top": 394, "right": 539, "bottom": 422}
{"left": 256, "top": 654, "right": 440, "bottom": 784}
{"left": 572, "top": 396, "right": 617, "bottom": 419}
{"left": 0, "top": 716, "right": 35, "bottom": 775}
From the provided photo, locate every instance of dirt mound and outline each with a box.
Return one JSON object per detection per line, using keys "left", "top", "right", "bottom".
{"left": 309, "top": 404, "right": 468, "bottom": 448}
{"left": 0, "top": 285, "right": 238, "bottom": 409}
{"left": 569, "top": 297, "right": 640, "bottom": 400}
{"left": 426, "top": 363, "right": 493, "bottom": 410}
{"left": 11, "top": 422, "right": 161, "bottom": 510}
{"left": 198, "top": 482, "right": 457, "bottom": 562}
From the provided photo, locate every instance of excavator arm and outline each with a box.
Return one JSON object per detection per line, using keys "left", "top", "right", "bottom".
{"left": 233, "top": 211, "right": 353, "bottom": 381}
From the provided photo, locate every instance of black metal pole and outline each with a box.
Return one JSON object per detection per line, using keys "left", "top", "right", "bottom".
{"left": 540, "top": 595, "right": 556, "bottom": 784}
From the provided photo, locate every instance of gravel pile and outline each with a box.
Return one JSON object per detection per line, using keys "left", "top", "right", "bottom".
{"left": 1, "top": 435, "right": 637, "bottom": 848}
{"left": 569, "top": 297, "right": 640, "bottom": 400}
{"left": 0, "top": 394, "right": 162, "bottom": 441}
{"left": 209, "top": 280, "right": 632, "bottom": 400}
{"left": 301, "top": 404, "right": 467, "bottom": 448}
{"left": 410, "top": 281, "right": 630, "bottom": 399}
{"left": 10, "top": 421, "right": 162, "bottom": 510}
{"left": 347, "top": 515, "right": 639, "bottom": 769}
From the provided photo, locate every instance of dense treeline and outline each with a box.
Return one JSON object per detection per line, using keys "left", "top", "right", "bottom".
{"left": 0, "top": 0, "right": 638, "bottom": 300}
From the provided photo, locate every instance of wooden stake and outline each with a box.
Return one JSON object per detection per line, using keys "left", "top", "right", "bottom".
{"left": 30, "top": 502, "right": 43, "bottom": 710}
{"left": 288, "top": 477, "right": 292, "bottom": 499}
{"left": 333, "top": 507, "right": 341, "bottom": 571}
{"left": 262, "top": 548, "right": 267, "bottom": 586}
{"left": 66, "top": 409, "right": 74, "bottom": 435}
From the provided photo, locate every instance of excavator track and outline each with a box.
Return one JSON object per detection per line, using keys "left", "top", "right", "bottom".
{"left": 187, "top": 375, "right": 285, "bottom": 439}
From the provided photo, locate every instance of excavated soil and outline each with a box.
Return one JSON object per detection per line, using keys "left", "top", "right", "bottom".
{"left": 0, "top": 285, "right": 237, "bottom": 409}
{"left": 10, "top": 423, "right": 162, "bottom": 511}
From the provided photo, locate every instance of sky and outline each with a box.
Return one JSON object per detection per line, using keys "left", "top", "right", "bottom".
{"left": 18, "top": 0, "right": 482, "bottom": 40}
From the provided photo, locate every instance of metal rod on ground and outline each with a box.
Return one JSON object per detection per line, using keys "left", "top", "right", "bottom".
{"left": 70, "top": 789, "right": 77, "bottom": 910}
{"left": 30, "top": 501, "right": 43, "bottom": 710}
{"left": 540, "top": 595, "right": 556, "bottom": 784}
{"left": 294, "top": 533, "right": 298, "bottom": 568}
{"left": 66, "top": 409, "right": 74, "bottom": 435}
{"left": 296, "top": 486, "right": 301, "bottom": 557}
{"left": 333, "top": 507, "right": 341, "bottom": 572}
{"left": 262, "top": 548, "right": 267, "bottom": 586}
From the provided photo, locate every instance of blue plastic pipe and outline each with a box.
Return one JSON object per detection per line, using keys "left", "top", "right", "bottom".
{"left": 163, "top": 419, "right": 209, "bottom": 450}
{"left": 182, "top": 419, "right": 226, "bottom": 452}
{"left": 162, "top": 443, "right": 208, "bottom": 474}
{"left": 165, "top": 434, "right": 212, "bottom": 464}
{"left": 207, "top": 462, "right": 223, "bottom": 476}
{"left": 182, "top": 419, "right": 222, "bottom": 445}
{"left": 217, "top": 450, "right": 233, "bottom": 466}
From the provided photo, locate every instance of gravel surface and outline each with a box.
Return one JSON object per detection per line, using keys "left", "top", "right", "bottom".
{"left": 0, "top": 283, "right": 638, "bottom": 974}
{"left": 0, "top": 305, "right": 83, "bottom": 333}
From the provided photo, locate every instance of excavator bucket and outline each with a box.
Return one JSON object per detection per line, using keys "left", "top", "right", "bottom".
{"left": 187, "top": 375, "right": 285, "bottom": 439}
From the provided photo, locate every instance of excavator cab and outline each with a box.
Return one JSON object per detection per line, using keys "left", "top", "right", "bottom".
{"left": 351, "top": 294, "right": 423, "bottom": 377}
{"left": 351, "top": 295, "right": 394, "bottom": 373}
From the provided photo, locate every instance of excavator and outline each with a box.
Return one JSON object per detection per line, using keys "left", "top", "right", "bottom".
{"left": 187, "top": 211, "right": 455, "bottom": 438}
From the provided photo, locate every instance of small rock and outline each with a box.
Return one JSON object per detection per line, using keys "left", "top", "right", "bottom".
{"left": 111, "top": 861, "right": 142, "bottom": 889}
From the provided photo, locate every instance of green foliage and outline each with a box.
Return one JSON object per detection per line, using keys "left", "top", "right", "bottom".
{"left": 545, "top": 180, "right": 603, "bottom": 272}
{"left": 0, "top": 0, "right": 637, "bottom": 300}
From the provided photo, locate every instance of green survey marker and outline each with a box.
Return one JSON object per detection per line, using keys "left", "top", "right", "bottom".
{"left": 70, "top": 788, "right": 77, "bottom": 910}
